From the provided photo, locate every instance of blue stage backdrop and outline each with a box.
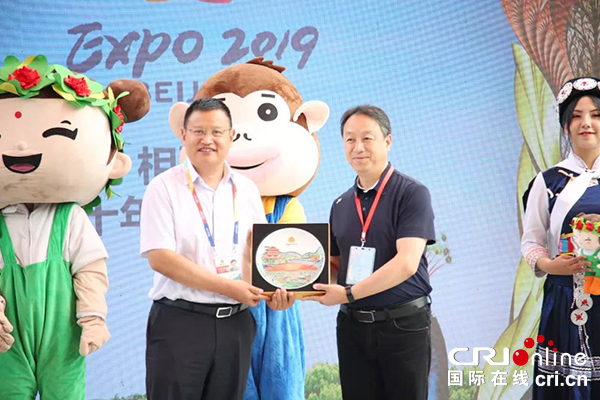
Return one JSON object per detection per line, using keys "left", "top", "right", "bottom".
{"left": 1, "top": 1, "right": 535, "bottom": 399}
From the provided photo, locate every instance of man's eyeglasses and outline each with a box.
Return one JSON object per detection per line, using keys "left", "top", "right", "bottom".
{"left": 185, "top": 128, "right": 231, "bottom": 138}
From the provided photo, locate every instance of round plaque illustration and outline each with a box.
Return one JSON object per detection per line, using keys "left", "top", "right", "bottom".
{"left": 256, "top": 227, "right": 325, "bottom": 290}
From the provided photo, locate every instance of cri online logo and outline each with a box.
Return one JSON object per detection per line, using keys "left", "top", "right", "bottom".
{"left": 449, "top": 335, "right": 555, "bottom": 367}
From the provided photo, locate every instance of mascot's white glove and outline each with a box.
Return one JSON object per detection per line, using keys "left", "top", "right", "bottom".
{"left": 78, "top": 316, "right": 110, "bottom": 356}
{"left": 0, "top": 295, "right": 14, "bottom": 353}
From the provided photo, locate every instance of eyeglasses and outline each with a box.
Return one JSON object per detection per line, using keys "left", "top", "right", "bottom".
{"left": 185, "top": 128, "right": 231, "bottom": 138}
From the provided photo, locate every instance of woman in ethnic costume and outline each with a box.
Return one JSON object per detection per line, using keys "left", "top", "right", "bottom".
{"left": 522, "top": 77, "right": 600, "bottom": 399}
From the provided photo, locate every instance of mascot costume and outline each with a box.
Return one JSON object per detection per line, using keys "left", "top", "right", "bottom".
{"left": 169, "top": 57, "right": 329, "bottom": 400}
{"left": 571, "top": 213, "right": 600, "bottom": 295}
{"left": 0, "top": 55, "right": 150, "bottom": 400}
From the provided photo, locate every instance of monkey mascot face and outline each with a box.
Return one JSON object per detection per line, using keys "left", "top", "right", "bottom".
{"left": 0, "top": 55, "right": 150, "bottom": 209}
{"left": 170, "top": 58, "right": 329, "bottom": 197}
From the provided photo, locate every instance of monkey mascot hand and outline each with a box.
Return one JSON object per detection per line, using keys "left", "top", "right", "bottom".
{"left": 0, "top": 55, "right": 149, "bottom": 400}
{"left": 170, "top": 58, "right": 328, "bottom": 400}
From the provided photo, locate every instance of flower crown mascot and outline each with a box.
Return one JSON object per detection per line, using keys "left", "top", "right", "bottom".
{"left": 572, "top": 213, "right": 600, "bottom": 295}
{"left": 0, "top": 55, "right": 150, "bottom": 400}
{"left": 169, "top": 57, "right": 329, "bottom": 400}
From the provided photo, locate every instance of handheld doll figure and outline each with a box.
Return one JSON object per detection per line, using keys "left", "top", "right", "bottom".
{"left": 0, "top": 55, "right": 149, "bottom": 400}
{"left": 170, "top": 58, "right": 329, "bottom": 400}
{"left": 572, "top": 213, "right": 600, "bottom": 295}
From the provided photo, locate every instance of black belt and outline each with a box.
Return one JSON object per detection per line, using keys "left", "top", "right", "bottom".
{"left": 340, "top": 295, "right": 430, "bottom": 323}
{"left": 157, "top": 298, "right": 248, "bottom": 318}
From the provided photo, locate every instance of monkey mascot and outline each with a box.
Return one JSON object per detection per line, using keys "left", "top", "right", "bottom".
{"left": 170, "top": 58, "right": 329, "bottom": 400}
{"left": 0, "top": 55, "right": 150, "bottom": 400}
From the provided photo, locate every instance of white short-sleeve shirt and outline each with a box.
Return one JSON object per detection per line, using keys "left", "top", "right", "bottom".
{"left": 0, "top": 203, "right": 108, "bottom": 273}
{"left": 140, "top": 162, "right": 266, "bottom": 304}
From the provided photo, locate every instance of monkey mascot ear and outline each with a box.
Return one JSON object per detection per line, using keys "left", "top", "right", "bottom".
{"left": 293, "top": 100, "right": 329, "bottom": 133}
{"left": 169, "top": 102, "right": 189, "bottom": 141}
{"left": 169, "top": 102, "right": 189, "bottom": 164}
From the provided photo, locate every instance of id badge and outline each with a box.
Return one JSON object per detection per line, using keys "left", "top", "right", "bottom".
{"left": 215, "top": 253, "right": 241, "bottom": 280}
{"left": 346, "top": 246, "right": 376, "bottom": 285}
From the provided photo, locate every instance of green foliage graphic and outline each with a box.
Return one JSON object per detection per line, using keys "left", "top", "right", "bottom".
{"left": 305, "top": 362, "right": 342, "bottom": 400}
{"left": 449, "top": 366, "right": 480, "bottom": 400}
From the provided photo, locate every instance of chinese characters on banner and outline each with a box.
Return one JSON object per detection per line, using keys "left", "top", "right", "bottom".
{"left": 91, "top": 146, "right": 178, "bottom": 235}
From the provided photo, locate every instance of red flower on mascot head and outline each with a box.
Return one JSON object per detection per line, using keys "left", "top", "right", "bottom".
{"left": 64, "top": 75, "right": 91, "bottom": 97}
{"left": 9, "top": 66, "right": 40, "bottom": 89}
{"left": 113, "top": 105, "right": 125, "bottom": 133}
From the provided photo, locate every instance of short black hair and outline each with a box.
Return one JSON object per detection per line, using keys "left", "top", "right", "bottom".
{"left": 183, "top": 98, "right": 232, "bottom": 128}
{"left": 340, "top": 105, "right": 391, "bottom": 137}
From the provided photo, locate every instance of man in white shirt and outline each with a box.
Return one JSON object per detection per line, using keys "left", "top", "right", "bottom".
{"left": 140, "top": 98, "right": 294, "bottom": 400}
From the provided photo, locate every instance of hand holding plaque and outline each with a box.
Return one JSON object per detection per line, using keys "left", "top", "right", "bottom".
{"left": 252, "top": 223, "right": 329, "bottom": 298}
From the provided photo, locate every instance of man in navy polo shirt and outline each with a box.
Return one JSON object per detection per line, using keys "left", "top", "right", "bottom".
{"left": 305, "top": 105, "right": 435, "bottom": 400}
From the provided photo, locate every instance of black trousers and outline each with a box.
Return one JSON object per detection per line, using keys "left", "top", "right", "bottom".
{"left": 336, "top": 305, "right": 431, "bottom": 400}
{"left": 146, "top": 301, "right": 256, "bottom": 400}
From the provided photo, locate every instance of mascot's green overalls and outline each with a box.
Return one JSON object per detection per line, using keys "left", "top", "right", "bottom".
{"left": 0, "top": 203, "right": 85, "bottom": 400}
{"left": 583, "top": 248, "right": 600, "bottom": 277}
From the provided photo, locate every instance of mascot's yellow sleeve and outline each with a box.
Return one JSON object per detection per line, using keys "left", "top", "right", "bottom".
{"left": 262, "top": 197, "right": 306, "bottom": 224}
{"left": 278, "top": 197, "right": 306, "bottom": 223}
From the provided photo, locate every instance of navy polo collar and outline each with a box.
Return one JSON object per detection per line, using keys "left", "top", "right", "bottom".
{"left": 354, "top": 162, "right": 393, "bottom": 195}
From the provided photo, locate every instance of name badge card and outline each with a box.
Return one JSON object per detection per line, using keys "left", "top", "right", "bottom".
{"left": 346, "top": 246, "right": 376, "bottom": 284}
{"left": 215, "top": 253, "right": 241, "bottom": 280}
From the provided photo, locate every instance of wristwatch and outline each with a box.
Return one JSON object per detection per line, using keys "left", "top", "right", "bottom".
{"left": 345, "top": 286, "right": 356, "bottom": 304}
